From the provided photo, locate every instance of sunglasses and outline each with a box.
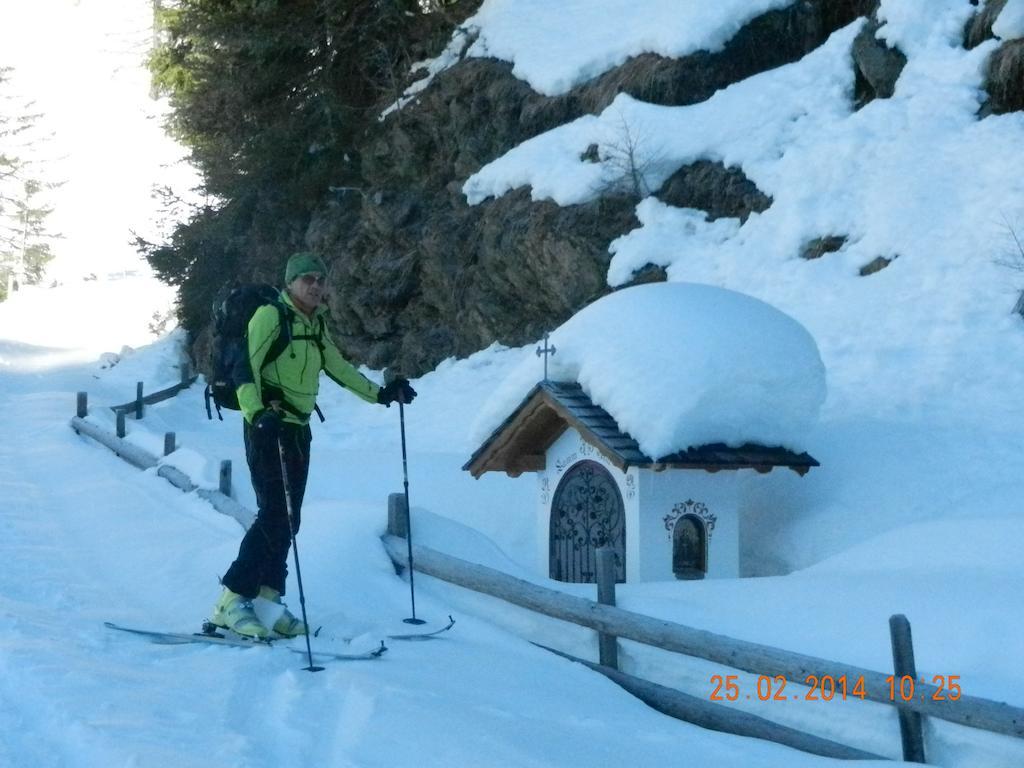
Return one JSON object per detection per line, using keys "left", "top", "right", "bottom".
{"left": 299, "top": 274, "right": 326, "bottom": 286}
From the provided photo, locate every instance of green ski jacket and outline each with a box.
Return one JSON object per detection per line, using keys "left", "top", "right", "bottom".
{"left": 236, "top": 291, "right": 380, "bottom": 425}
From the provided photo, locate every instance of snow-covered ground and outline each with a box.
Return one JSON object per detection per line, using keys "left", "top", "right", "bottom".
{"left": 0, "top": 277, "right": 910, "bottom": 768}
{"left": 3, "top": 0, "right": 1024, "bottom": 765}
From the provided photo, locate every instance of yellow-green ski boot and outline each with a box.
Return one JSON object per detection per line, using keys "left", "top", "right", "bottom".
{"left": 210, "top": 587, "right": 270, "bottom": 640}
{"left": 259, "top": 586, "right": 307, "bottom": 637}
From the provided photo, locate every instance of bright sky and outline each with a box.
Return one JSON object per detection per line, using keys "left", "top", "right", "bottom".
{"left": 0, "top": 0, "right": 195, "bottom": 281}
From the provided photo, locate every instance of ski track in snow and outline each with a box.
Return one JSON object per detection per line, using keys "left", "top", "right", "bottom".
{"left": 0, "top": 395, "right": 245, "bottom": 765}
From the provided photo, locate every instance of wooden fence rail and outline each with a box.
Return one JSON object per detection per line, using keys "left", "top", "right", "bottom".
{"left": 69, "top": 414, "right": 253, "bottom": 531}
{"left": 379, "top": 533, "right": 1024, "bottom": 741}
{"left": 109, "top": 364, "right": 197, "bottom": 416}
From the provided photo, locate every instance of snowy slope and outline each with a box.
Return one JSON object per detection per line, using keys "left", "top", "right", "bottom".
{"left": 463, "top": 0, "right": 795, "bottom": 96}
{"left": 3, "top": 272, "right": 1019, "bottom": 766}
{"left": 0, "top": 277, "right": 903, "bottom": 768}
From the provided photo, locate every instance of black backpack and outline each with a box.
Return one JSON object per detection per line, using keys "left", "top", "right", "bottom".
{"left": 204, "top": 284, "right": 309, "bottom": 421}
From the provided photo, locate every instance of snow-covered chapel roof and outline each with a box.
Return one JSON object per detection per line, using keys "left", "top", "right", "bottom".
{"left": 469, "top": 283, "right": 827, "bottom": 463}
{"left": 463, "top": 380, "right": 819, "bottom": 478}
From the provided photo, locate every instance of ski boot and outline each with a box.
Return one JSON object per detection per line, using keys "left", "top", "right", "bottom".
{"left": 259, "top": 586, "right": 307, "bottom": 637}
{"left": 210, "top": 587, "right": 270, "bottom": 640}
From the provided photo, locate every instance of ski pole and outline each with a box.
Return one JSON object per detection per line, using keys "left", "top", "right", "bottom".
{"left": 277, "top": 433, "right": 324, "bottom": 672}
{"left": 399, "top": 398, "right": 426, "bottom": 625}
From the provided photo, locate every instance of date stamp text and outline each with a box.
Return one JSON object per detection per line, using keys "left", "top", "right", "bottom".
{"left": 709, "top": 674, "right": 962, "bottom": 703}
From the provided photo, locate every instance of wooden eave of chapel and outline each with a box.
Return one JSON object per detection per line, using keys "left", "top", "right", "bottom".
{"left": 463, "top": 381, "right": 819, "bottom": 478}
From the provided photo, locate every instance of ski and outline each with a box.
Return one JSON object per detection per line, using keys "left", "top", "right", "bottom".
{"left": 201, "top": 623, "right": 390, "bottom": 661}
{"left": 324, "top": 614, "right": 456, "bottom": 643}
{"left": 104, "top": 621, "right": 387, "bottom": 661}
{"left": 386, "top": 614, "right": 456, "bottom": 641}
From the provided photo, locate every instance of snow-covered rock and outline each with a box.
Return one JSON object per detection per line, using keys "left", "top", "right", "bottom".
{"left": 993, "top": 0, "right": 1024, "bottom": 40}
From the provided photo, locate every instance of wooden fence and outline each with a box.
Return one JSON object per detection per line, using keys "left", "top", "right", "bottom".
{"left": 70, "top": 381, "right": 254, "bottom": 531}
{"left": 108, "top": 363, "right": 198, "bottom": 418}
{"left": 382, "top": 494, "right": 1023, "bottom": 762}
{"left": 66, "top": 379, "right": 1021, "bottom": 763}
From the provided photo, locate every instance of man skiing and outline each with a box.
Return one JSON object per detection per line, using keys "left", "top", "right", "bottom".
{"left": 210, "top": 252, "right": 416, "bottom": 639}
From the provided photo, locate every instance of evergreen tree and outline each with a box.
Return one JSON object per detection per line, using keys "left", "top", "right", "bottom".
{"left": 0, "top": 66, "right": 59, "bottom": 301}
{"left": 142, "top": 0, "right": 455, "bottom": 330}
{"left": 10, "top": 178, "right": 55, "bottom": 281}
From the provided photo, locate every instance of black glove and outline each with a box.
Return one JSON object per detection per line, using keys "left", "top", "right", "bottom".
{"left": 253, "top": 409, "right": 281, "bottom": 439}
{"left": 377, "top": 377, "right": 417, "bottom": 407}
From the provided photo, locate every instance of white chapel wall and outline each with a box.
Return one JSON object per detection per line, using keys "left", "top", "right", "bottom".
{"left": 637, "top": 470, "right": 740, "bottom": 580}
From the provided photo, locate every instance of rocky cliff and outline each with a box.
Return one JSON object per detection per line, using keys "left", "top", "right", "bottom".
{"left": 215, "top": 0, "right": 1020, "bottom": 377}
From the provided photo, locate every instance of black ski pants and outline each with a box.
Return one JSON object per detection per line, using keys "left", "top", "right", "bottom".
{"left": 222, "top": 420, "right": 311, "bottom": 598}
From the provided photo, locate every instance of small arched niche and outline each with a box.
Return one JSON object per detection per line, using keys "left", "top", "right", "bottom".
{"left": 672, "top": 514, "right": 707, "bottom": 580}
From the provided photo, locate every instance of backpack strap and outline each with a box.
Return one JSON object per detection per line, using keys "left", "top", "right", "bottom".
{"left": 311, "top": 316, "right": 327, "bottom": 421}
{"left": 260, "top": 302, "right": 294, "bottom": 370}
{"left": 288, "top": 315, "right": 326, "bottom": 350}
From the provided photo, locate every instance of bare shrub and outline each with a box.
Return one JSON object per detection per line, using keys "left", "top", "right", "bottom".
{"left": 595, "top": 114, "right": 665, "bottom": 202}
{"left": 994, "top": 215, "right": 1024, "bottom": 316}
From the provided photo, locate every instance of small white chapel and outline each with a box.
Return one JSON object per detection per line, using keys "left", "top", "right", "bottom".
{"left": 463, "top": 282, "right": 825, "bottom": 585}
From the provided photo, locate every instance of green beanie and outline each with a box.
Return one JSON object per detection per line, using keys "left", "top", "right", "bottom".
{"left": 285, "top": 252, "right": 327, "bottom": 284}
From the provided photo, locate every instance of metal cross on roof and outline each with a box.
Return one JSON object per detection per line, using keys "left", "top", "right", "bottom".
{"left": 535, "top": 332, "right": 557, "bottom": 381}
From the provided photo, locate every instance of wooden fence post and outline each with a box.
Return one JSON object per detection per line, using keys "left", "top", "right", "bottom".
{"left": 116, "top": 410, "right": 126, "bottom": 438}
{"left": 180, "top": 361, "right": 192, "bottom": 384}
{"left": 388, "top": 492, "right": 408, "bottom": 538}
{"left": 596, "top": 547, "right": 619, "bottom": 670}
{"left": 164, "top": 432, "right": 176, "bottom": 456}
{"left": 76, "top": 392, "right": 88, "bottom": 418}
{"left": 135, "top": 382, "right": 144, "bottom": 419}
{"left": 219, "top": 460, "right": 232, "bottom": 497}
{"left": 890, "top": 614, "right": 926, "bottom": 763}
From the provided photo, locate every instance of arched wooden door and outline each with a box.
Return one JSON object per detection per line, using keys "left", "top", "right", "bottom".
{"left": 549, "top": 460, "right": 626, "bottom": 583}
